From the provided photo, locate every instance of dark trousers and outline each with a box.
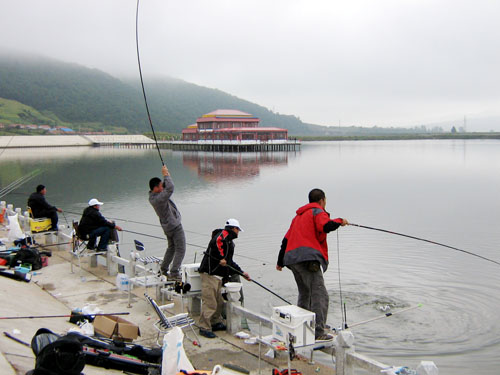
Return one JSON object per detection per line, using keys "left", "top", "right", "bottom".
{"left": 289, "top": 262, "right": 329, "bottom": 337}
{"left": 160, "top": 224, "right": 186, "bottom": 275}
{"left": 88, "top": 226, "right": 111, "bottom": 250}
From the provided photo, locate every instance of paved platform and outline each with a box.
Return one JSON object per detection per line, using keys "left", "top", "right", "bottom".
{"left": 0, "top": 226, "right": 335, "bottom": 374}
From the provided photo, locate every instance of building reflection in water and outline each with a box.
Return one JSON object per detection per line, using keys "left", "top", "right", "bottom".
{"left": 182, "top": 151, "right": 292, "bottom": 181}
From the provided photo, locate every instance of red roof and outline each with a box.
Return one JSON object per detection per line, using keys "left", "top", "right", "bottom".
{"left": 214, "top": 127, "right": 287, "bottom": 133}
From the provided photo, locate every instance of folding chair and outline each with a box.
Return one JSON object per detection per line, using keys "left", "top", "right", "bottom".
{"left": 70, "top": 220, "right": 107, "bottom": 274}
{"left": 127, "top": 240, "right": 167, "bottom": 306}
{"left": 144, "top": 293, "right": 200, "bottom": 346}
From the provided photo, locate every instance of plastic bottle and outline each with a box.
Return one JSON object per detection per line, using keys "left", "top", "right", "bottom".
{"left": 115, "top": 273, "right": 130, "bottom": 291}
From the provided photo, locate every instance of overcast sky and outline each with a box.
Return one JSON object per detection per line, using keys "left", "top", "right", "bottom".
{"left": 1, "top": 0, "right": 500, "bottom": 128}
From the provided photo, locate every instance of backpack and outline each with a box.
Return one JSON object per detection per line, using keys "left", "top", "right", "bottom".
{"left": 12, "top": 247, "right": 42, "bottom": 270}
{"left": 28, "top": 328, "right": 85, "bottom": 375}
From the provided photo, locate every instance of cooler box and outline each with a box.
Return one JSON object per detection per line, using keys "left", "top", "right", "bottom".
{"left": 29, "top": 217, "right": 52, "bottom": 233}
{"left": 181, "top": 263, "right": 201, "bottom": 292}
{"left": 271, "top": 305, "right": 316, "bottom": 347}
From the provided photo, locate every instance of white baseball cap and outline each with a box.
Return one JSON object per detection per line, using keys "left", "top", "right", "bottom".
{"left": 88, "top": 198, "right": 104, "bottom": 206}
{"left": 226, "top": 218, "right": 243, "bottom": 232}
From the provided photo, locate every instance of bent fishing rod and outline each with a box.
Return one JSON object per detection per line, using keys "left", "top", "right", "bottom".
{"left": 136, "top": 0, "right": 164, "bottom": 165}
{"left": 349, "top": 223, "right": 500, "bottom": 267}
{"left": 202, "top": 251, "right": 291, "bottom": 305}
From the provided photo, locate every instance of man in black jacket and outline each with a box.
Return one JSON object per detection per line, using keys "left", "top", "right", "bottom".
{"left": 197, "top": 218, "right": 250, "bottom": 338}
{"left": 27, "top": 185, "right": 62, "bottom": 231}
{"left": 78, "top": 199, "right": 122, "bottom": 251}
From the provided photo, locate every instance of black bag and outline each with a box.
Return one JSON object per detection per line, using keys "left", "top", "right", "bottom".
{"left": 12, "top": 247, "right": 42, "bottom": 270}
{"left": 29, "top": 328, "right": 85, "bottom": 375}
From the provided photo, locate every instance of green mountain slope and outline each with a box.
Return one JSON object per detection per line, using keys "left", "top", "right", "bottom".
{"left": 0, "top": 53, "right": 317, "bottom": 135}
{"left": 0, "top": 97, "right": 66, "bottom": 126}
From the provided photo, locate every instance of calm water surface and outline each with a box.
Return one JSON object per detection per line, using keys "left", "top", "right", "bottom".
{"left": 2, "top": 140, "right": 499, "bottom": 374}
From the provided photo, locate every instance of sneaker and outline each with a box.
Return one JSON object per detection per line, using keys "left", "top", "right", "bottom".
{"left": 199, "top": 328, "right": 216, "bottom": 339}
{"left": 315, "top": 334, "right": 334, "bottom": 342}
{"left": 211, "top": 322, "right": 226, "bottom": 332}
{"left": 86, "top": 245, "right": 95, "bottom": 250}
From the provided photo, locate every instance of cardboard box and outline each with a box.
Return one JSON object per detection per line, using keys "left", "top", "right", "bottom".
{"left": 93, "top": 315, "right": 140, "bottom": 341}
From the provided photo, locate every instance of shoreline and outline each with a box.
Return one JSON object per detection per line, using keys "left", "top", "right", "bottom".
{"left": 0, "top": 133, "right": 499, "bottom": 149}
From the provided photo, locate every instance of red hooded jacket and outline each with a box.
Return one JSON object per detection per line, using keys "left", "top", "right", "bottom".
{"left": 277, "top": 202, "right": 343, "bottom": 271}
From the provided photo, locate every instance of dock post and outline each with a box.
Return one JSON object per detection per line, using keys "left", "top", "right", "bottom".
{"left": 226, "top": 294, "right": 242, "bottom": 334}
{"left": 335, "top": 330, "right": 355, "bottom": 375}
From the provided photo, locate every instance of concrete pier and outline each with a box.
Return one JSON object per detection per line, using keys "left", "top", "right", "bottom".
{"left": 0, "top": 135, "right": 301, "bottom": 152}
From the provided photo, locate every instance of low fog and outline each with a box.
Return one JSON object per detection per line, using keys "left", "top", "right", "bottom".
{"left": 1, "top": 0, "right": 500, "bottom": 130}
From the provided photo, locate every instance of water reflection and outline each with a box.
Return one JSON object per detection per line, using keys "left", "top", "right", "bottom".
{"left": 181, "top": 151, "right": 290, "bottom": 182}
{"left": 1, "top": 141, "right": 500, "bottom": 375}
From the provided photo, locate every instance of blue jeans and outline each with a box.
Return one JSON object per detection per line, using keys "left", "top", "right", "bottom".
{"left": 88, "top": 226, "right": 111, "bottom": 250}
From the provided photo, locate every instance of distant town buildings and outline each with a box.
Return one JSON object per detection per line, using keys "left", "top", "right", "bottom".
{"left": 0, "top": 123, "right": 110, "bottom": 135}
{"left": 181, "top": 109, "right": 288, "bottom": 142}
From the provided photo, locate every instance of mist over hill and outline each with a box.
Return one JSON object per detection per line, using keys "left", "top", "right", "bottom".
{"left": 0, "top": 52, "right": 319, "bottom": 135}
{"left": 1, "top": 52, "right": 499, "bottom": 135}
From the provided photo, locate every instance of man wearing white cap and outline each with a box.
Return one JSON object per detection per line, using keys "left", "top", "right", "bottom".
{"left": 78, "top": 198, "right": 122, "bottom": 251}
{"left": 197, "top": 218, "right": 250, "bottom": 338}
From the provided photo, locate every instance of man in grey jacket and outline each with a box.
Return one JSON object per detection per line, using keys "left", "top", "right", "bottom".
{"left": 149, "top": 165, "right": 186, "bottom": 280}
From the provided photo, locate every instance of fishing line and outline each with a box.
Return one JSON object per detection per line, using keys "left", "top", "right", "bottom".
{"left": 135, "top": 0, "right": 164, "bottom": 165}
{"left": 349, "top": 223, "right": 500, "bottom": 267}
{"left": 0, "top": 135, "right": 15, "bottom": 159}
{"left": 64, "top": 211, "right": 275, "bottom": 265}
{"left": 336, "top": 230, "right": 346, "bottom": 329}
{"left": 63, "top": 210, "right": 207, "bottom": 237}
{"left": 123, "top": 228, "right": 209, "bottom": 253}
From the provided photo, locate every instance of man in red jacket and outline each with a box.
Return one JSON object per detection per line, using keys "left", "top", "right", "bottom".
{"left": 277, "top": 188, "right": 348, "bottom": 342}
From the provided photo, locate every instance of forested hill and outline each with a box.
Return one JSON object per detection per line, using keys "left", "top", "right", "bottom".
{"left": 0, "top": 53, "right": 316, "bottom": 134}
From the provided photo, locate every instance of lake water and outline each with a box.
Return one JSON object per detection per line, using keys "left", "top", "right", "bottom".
{"left": 2, "top": 140, "right": 500, "bottom": 374}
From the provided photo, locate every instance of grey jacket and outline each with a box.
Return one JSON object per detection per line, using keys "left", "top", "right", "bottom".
{"left": 148, "top": 176, "right": 182, "bottom": 233}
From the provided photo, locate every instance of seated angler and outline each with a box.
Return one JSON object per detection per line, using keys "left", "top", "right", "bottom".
{"left": 78, "top": 198, "right": 122, "bottom": 251}
{"left": 27, "top": 184, "right": 62, "bottom": 231}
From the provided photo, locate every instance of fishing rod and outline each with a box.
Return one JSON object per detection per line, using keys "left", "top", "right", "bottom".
{"left": 202, "top": 251, "right": 291, "bottom": 305}
{"left": 349, "top": 223, "right": 500, "bottom": 267}
{"left": 347, "top": 304, "right": 422, "bottom": 329}
{"left": 63, "top": 210, "right": 206, "bottom": 237}
{"left": 64, "top": 212, "right": 275, "bottom": 264}
{"left": 135, "top": 0, "right": 164, "bottom": 165}
{"left": 0, "top": 169, "right": 42, "bottom": 199}
{"left": 122, "top": 229, "right": 205, "bottom": 251}
{"left": 0, "top": 312, "right": 130, "bottom": 320}
{"left": 3, "top": 331, "right": 30, "bottom": 347}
